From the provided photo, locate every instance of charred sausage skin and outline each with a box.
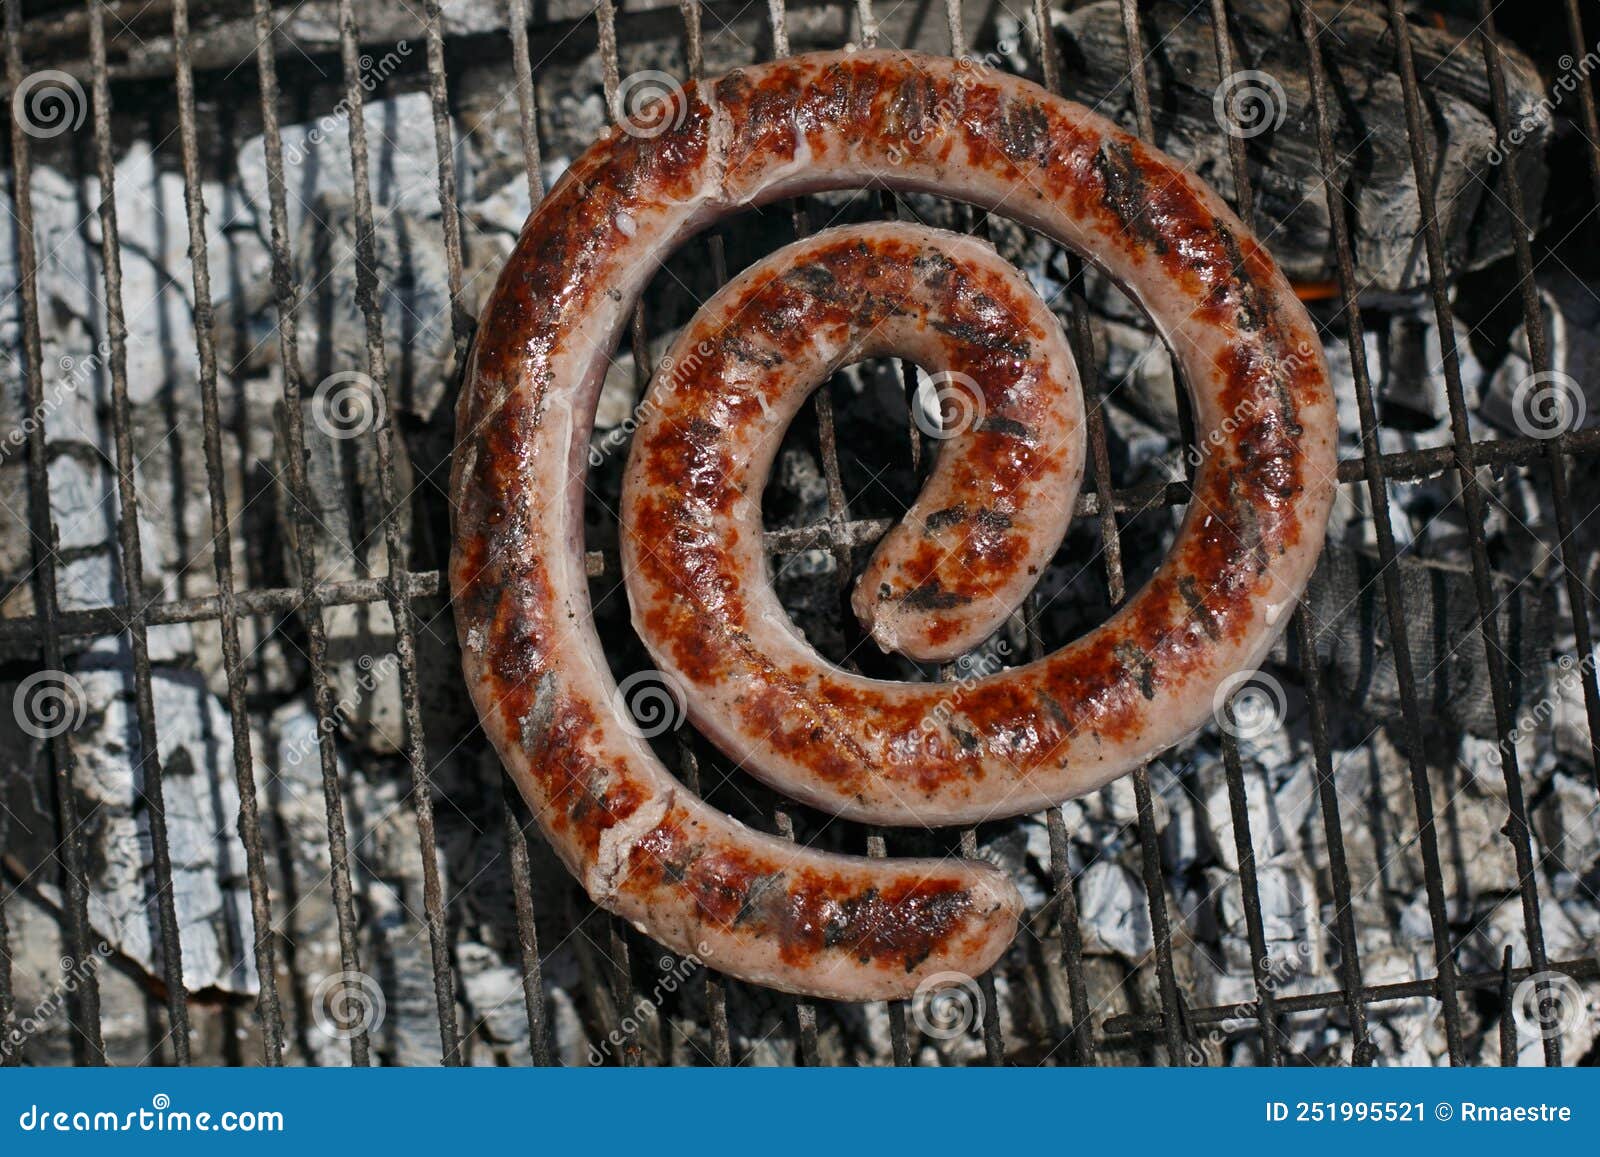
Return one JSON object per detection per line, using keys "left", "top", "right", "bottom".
{"left": 623, "top": 221, "right": 1084, "bottom": 668}
{"left": 451, "top": 51, "right": 1335, "bottom": 996}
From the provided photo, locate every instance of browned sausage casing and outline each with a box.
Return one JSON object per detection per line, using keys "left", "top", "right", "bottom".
{"left": 451, "top": 50, "right": 1336, "bottom": 998}
{"left": 626, "top": 221, "right": 1085, "bottom": 667}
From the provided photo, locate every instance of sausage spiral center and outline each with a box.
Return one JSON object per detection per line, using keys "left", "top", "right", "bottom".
{"left": 451, "top": 50, "right": 1336, "bottom": 999}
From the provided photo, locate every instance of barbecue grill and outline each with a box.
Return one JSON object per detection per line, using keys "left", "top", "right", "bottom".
{"left": 1, "top": 0, "right": 1597, "bottom": 1067}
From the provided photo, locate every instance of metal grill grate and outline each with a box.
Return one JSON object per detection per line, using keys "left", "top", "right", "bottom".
{"left": 2, "top": 0, "right": 1598, "bottom": 1067}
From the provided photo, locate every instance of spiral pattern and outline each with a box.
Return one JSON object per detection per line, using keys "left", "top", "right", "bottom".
{"left": 612, "top": 670, "right": 687, "bottom": 740}
{"left": 12, "top": 70, "right": 87, "bottom": 140}
{"left": 1511, "top": 971, "right": 1590, "bottom": 1041}
{"left": 452, "top": 50, "right": 1335, "bottom": 999}
{"left": 311, "top": 371, "right": 384, "bottom": 440}
{"left": 615, "top": 71, "right": 689, "bottom": 139}
{"left": 912, "top": 369, "right": 988, "bottom": 441}
{"left": 1212, "top": 670, "right": 1288, "bottom": 741}
{"left": 14, "top": 669, "right": 88, "bottom": 740}
{"left": 312, "top": 970, "right": 387, "bottom": 1041}
{"left": 1511, "top": 370, "right": 1586, "bottom": 440}
{"left": 1213, "top": 69, "right": 1287, "bottom": 140}
{"left": 911, "top": 971, "right": 985, "bottom": 1040}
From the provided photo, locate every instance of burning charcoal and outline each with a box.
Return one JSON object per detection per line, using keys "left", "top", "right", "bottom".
{"left": 16, "top": 0, "right": 516, "bottom": 82}
{"left": 0, "top": 145, "right": 264, "bottom": 677}
{"left": 1551, "top": 657, "right": 1600, "bottom": 766}
{"left": 1205, "top": 859, "right": 1324, "bottom": 997}
{"left": 458, "top": 942, "right": 535, "bottom": 1050}
{"left": 1078, "top": 860, "right": 1155, "bottom": 959}
{"left": 1480, "top": 272, "right": 1600, "bottom": 609}
{"left": 263, "top": 699, "right": 459, "bottom": 1065}
{"left": 222, "top": 191, "right": 457, "bottom": 424}
{"left": 1286, "top": 542, "right": 1554, "bottom": 738}
{"left": 1193, "top": 751, "right": 1317, "bottom": 873}
{"left": 1154, "top": 766, "right": 1204, "bottom": 873}
{"left": 1534, "top": 772, "right": 1600, "bottom": 880}
{"left": 0, "top": 666, "right": 259, "bottom": 1000}
{"left": 549, "top": 985, "right": 590, "bottom": 1068}
{"left": 0, "top": 894, "right": 158, "bottom": 1065}
{"left": 1490, "top": 983, "right": 1600, "bottom": 1069}
{"left": 1378, "top": 314, "right": 1466, "bottom": 430}
{"left": 1094, "top": 315, "right": 1180, "bottom": 435}
{"left": 261, "top": 701, "right": 348, "bottom": 1065}
{"left": 1471, "top": 894, "right": 1593, "bottom": 975}
{"left": 1052, "top": 0, "right": 1551, "bottom": 293}
{"left": 234, "top": 85, "right": 449, "bottom": 258}
{"left": 1482, "top": 272, "right": 1600, "bottom": 439}
{"left": 272, "top": 396, "right": 413, "bottom": 755}
{"left": 1435, "top": 759, "right": 1523, "bottom": 903}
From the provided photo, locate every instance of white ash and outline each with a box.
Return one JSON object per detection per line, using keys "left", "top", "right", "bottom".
{"left": 1, "top": 665, "right": 258, "bottom": 1001}
{"left": 1, "top": 7, "right": 1594, "bottom": 1071}
{"left": 1051, "top": 0, "right": 1551, "bottom": 294}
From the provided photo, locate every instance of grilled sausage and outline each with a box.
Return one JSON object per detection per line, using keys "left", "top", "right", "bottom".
{"left": 451, "top": 50, "right": 1336, "bottom": 996}
{"left": 626, "top": 222, "right": 1084, "bottom": 667}
{"left": 844, "top": 227, "right": 1085, "bottom": 662}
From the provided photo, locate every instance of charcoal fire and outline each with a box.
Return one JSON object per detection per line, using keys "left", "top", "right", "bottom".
{"left": 0, "top": 0, "right": 1595, "bottom": 1067}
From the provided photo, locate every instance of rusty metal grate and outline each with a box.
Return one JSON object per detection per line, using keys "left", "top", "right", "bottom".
{"left": 1, "top": 0, "right": 1598, "bottom": 1068}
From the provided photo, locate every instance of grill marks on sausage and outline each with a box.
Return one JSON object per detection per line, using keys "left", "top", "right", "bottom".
{"left": 997, "top": 98, "right": 1052, "bottom": 167}
{"left": 930, "top": 315, "right": 1031, "bottom": 359}
{"left": 977, "top": 415, "right": 1034, "bottom": 441}
{"left": 524, "top": 59, "right": 1292, "bottom": 735}
{"left": 924, "top": 505, "right": 970, "bottom": 534}
{"left": 451, "top": 51, "right": 1334, "bottom": 993}
{"left": 626, "top": 821, "right": 984, "bottom": 973}
{"left": 899, "top": 582, "right": 973, "bottom": 612}
{"left": 1095, "top": 141, "right": 1168, "bottom": 254}
{"left": 613, "top": 56, "right": 1324, "bottom": 804}
{"left": 629, "top": 226, "right": 1080, "bottom": 679}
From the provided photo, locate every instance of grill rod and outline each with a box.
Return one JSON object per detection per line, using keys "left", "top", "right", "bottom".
{"left": 4, "top": 0, "right": 1597, "bottom": 1067}
{"left": 3, "top": 0, "right": 107, "bottom": 1065}
{"left": 170, "top": 0, "right": 287, "bottom": 1063}
{"left": 247, "top": 0, "right": 375, "bottom": 1067}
